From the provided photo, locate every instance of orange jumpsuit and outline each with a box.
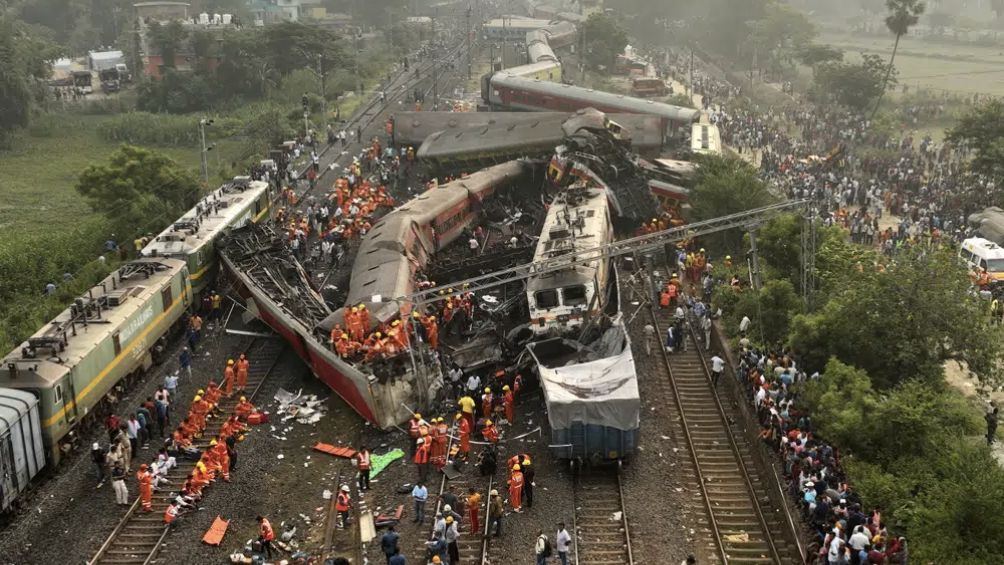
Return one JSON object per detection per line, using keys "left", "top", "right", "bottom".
{"left": 434, "top": 422, "right": 448, "bottom": 470}
{"left": 236, "top": 358, "right": 249, "bottom": 391}
{"left": 482, "top": 393, "right": 493, "bottom": 419}
{"left": 458, "top": 417, "right": 471, "bottom": 458}
{"left": 137, "top": 469, "right": 154, "bottom": 511}
{"left": 224, "top": 366, "right": 235, "bottom": 397}
{"left": 504, "top": 390, "right": 514, "bottom": 422}
{"left": 424, "top": 317, "right": 439, "bottom": 349}
{"left": 212, "top": 442, "right": 231, "bottom": 481}
{"left": 235, "top": 400, "right": 254, "bottom": 421}
{"left": 508, "top": 470, "right": 524, "bottom": 510}
{"left": 483, "top": 423, "right": 499, "bottom": 444}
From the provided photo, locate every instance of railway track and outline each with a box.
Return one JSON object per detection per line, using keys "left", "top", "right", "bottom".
{"left": 407, "top": 424, "right": 495, "bottom": 565}
{"left": 572, "top": 469, "right": 634, "bottom": 565}
{"left": 88, "top": 337, "right": 286, "bottom": 565}
{"left": 641, "top": 261, "right": 802, "bottom": 565}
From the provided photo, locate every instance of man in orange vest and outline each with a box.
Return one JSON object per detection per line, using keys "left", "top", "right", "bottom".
{"left": 257, "top": 515, "right": 275, "bottom": 559}
{"left": 455, "top": 412, "right": 471, "bottom": 461}
{"left": 508, "top": 464, "right": 524, "bottom": 512}
{"left": 356, "top": 445, "right": 372, "bottom": 491}
{"left": 408, "top": 413, "right": 423, "bottom": 457}
{"left": 223, "top": 359, "right": 235, "bottom": 397}
{"left": 335, "top": 485, "right": 352, "bottom": 528}
{"left": 137, "top": 463, "right": 154, "bottom": 512}
{"left": 212, "top": 439, "right": 230, "bottom": 482}
{"left": 424, "top": 315, "right": 439, "bottom": 349}
{"left": 236, "top": 353, "right": 250, "bottom": 393}
{"left": 414, "top": 437, "right": 431, "bottom": 483}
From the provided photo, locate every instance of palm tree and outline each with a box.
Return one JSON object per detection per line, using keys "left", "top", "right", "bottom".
{"left": 870, "top": 0, "right": 925, "bottom": 119}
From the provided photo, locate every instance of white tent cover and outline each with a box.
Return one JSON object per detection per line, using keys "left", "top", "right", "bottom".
{"left": 530, "top": 321, "right": 640, "bottom": 432}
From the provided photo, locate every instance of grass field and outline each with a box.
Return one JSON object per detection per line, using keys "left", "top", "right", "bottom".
{"left": 0, "top": 114, "right": 241, "bottom": 236}
{"left": 820, "top": 30, "right": 1004, "bottom": 96}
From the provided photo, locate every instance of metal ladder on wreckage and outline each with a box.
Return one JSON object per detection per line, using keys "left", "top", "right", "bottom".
{"left": 89, "top": 338, "right": 285, "bottom": 565}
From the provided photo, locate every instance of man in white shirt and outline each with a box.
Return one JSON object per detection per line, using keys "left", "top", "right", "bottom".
{"left": 739, "top": 315, "right": 752, "bottom": 333}
{"left": 710, "top": 354, "right": 725, "bottom": 388}
{"left": 555, "top": 523, "right": 572, "bottom": 565}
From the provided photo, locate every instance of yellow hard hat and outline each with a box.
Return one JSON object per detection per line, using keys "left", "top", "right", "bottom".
{"left": 490, "top": 489, "right": 499, "bottom": 496}
{"left": 240, "top": 396, "right": 246, "bottom": 402}
{"left": 375, "top": 332, "right": 382, "bottom": 338}
{"left": 432, "top": 557, "right": 441, "bottom": 564}
{"left": 341, "top": 333, "right": 349, "bottom": 339}
{"left": 197, "top": 389, "right": 205, "bottom": 395}
{"left": 414, "top": 413, "right": 422, "bottom": 419}
{"left": 446, "top": 516, "right": 454, "bottom": 523}
{"left": 438, "top": 290, "right": 446, "bottom": 295}
{"left": 352, "top": 306, "right": 359, "bottom": 312}
{"left": 448, "top": 288, "right": 454, "bottom": 293}
{"left": 454, "top": 413, "right": 462, "bottom": 420}
{"left": 726, "top": 255, "right": 732, "bottom": 260}
{"left": 502, "top": 385, "right": 510, "bottom": 391}
{"left": 412, "top": 311, "right": 421, "bottom": 318}
{"left": 652, "top": 218, "right": 657, "bottom": 223}
{"left": 700, "top": 248, "right": 706, "bottom": 252}
{"left": 227, "top": 359, "right": 234, "bottom": 365}
{"left": 484, "top": 387, "right": 491, "bottom": 393}
{"left": 210, "top": 439, "right": 218, "bottom": 446}
{"left": 392, "top": 320, "right": 401, "bottom": 326}
{"left": 512, "top": 464, "right": 521, "bottom": 471}
{"left": 484, "top": 419, "right": 492, "bottom": 426}
{"left": 197, "top": 462, "right": 206, "bottom": 471}
{"left": 359, "top": 303, "right": 367, "bottom": 309}
{"left": 193, "top": 395, "right": 202, "bottom": 402}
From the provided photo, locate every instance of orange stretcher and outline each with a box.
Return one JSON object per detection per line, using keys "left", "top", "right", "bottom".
{"left": 202, "top": 516, "right": 230, "bottom": 546}
{"left": 312, "top": 442, "right": 357, "bottom": 459}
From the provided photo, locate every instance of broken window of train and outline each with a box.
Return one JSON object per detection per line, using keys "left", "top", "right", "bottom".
{"left": 535, "top": 289, "right": 559, "bottom": 309}
{"left": 562, "top": 285, "right": 587, "bottom": 306}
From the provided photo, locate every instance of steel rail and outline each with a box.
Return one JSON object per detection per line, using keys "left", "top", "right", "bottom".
{"left": 88, "top": 337, "right": 284, "bottom": 565}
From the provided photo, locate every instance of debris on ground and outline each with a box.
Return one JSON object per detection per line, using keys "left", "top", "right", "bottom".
{"left": 274, "top": 387, "right": 329, "bottom": 424}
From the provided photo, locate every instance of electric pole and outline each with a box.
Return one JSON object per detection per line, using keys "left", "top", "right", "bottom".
{"left": 198, "top": 118, "right": 213, "bottom": 186}
{"left": 466, "top": 6, "right": 472, "bottom": 80}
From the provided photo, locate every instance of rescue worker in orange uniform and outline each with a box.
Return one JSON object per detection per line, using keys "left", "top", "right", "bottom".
{"left": 204, "top": 439, "right": 223, "bottom": 477}
{"left": 334, "top": 333, "right": 355, "bottom": 359}
{"left": 502, "top": 385, "right": 514, "bottom": 424}
{"left": 212, "top": 439, "right": 231, "bottom": 482}
{"left": 235, "top": 396, "right": 255, "bottom": 421}
{"left": 434, "top": 417, "right": 449, "bottom": 470}
{"left": 508, "top": 464, "right": 524, "bottom": 511}
{"left": 455, "top": 412, "right": 471, "bottom": 461}
{"left": 356, "top": 446, "right": 371, "bottom": 491}
{"left": 482, "top": 419, "right": 499, "bottom": 444}
{"left": 236, "top": 353, "right": 250, "bottom": 393}
{"left": 423, "top": 315, "right": 439, "bottom": 350}
{"left": 357, "top": 304, "right": 371, "bottom": 334}
{"left": 408, "top": 413, "right": 423, "bottom": 457}
{"left": 257, "top": 515, "right": 276, "bottom": 560}
{"left": 190, "top": 395, "right": 209, "bottom": 431}
{"left": 414, "top": 437, "right": 431, "bottom": 483}
{"left": 335, "top": 485, "right": 352, "bottom": 529}
{"left": 223, "top": 359, "right": 236, "bottom": 397}
{"left": 137, "top": 463, "right": 154, "bottom": 512}
{"left": 204, "top": 382, "right": 222, "bottom": 405}
{"left": 482, "top": 387, "right": 494, "bottom": 419}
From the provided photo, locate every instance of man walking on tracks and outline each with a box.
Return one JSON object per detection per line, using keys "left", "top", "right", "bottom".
{"left": 223, "top": 359, "right": 236, "bottom": 397}
{"left": 466, "top": 487, "right": 481, "bottom": 536}
{"left": 136, "top": 463, "right": 154, "bottom": 512}
{"left": 356, "top": 445, "right": 372, "bottom": 491}
{"left": 508, "top": 464, "right": 524, "bottom": 512}
{"left": 555, "top": 523, "right": 572, "bottom": 565}
{"left": 710, "top": 353, "right": 725, "bottom": 388}
{"left": 336, "top": 484, "right": 352, "bottom": 528}
{"left": 534, "top": 530, "right": 552, "bottom": 565}
{"left": 412, "top": 481, "right": 428, "bottom": 525}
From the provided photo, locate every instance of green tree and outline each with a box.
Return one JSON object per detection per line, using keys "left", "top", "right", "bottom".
{"left": 871, "top": 0, "right": 925, "bottom": 118}
{"left": 796, "top": 43, "right": 843, "bottom": 68}
{"left": 136, "top": 69, "right": 212, "bottom": 113}
{"left": 689, "top": 154, "right": 777, "bottom": 251}
{"left": 946, "top": 100, "right": 1004, "bottom": 206}
{"left": 582, "top": 12, "right": 628, "bottom": 69}
{"left": 0, "top": 17, "right": 60, "bottom": 143}
{"left": 814, "top": 53, "right": 891, "bottom": 111}
{"left": 801, "top": 359, "right": 878, "bottom": 452}
{"left": 756, "top": 213, "right": 843, "bottom": 294}
{"left": 149, "top": 20, "right": 189, "bottom": 69}
{"left": 215, "top": 29, "right": 277, "bottom": 100}
{"left": 76, "top": 145, "right": 202, "bottom": 238}
{"left": 789, "top": 248, "right": 1001, "bottom": 389}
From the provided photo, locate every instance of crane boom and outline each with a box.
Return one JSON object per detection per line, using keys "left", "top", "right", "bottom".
{"left": 397, "top": 199, "right": 809, "bottom": 306}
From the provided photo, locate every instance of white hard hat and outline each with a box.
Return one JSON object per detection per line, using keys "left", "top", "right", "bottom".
{"left": 93, "top": 442, "right": 100, "bottom": 450}
{"left": 443, "top": 504, "right": 451, "bottom": 512}
{"left": 341, "top": 485, "right": 350, "bottom": 492}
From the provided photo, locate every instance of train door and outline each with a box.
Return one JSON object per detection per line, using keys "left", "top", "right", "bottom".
{"left": 0, "top": 430, "right": 14, "bottom": 509}
{"left": 52, "top": 377, "right": 72, "bottom": 427}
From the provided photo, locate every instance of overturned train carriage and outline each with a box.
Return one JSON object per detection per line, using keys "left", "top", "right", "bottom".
{"left": 0, "top": 388, "right": 45, "bottom": 512}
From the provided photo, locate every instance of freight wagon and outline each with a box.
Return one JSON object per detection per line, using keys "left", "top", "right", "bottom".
{"left": 0, "top": 258, "right": 192, "bottom": 464}
{"left": 0, "top": 389, "right": 45, "bottom": 513}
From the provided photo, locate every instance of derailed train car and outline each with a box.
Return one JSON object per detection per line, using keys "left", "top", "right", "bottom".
{"left": 0, "top": 389, "right": 45, "bottom": 512}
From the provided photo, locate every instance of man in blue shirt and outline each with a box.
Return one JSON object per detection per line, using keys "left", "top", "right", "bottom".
{"left": 412, "top": 482, "right": 428, "bottom": 525}
{"left": 380, "top": 525, "right": 400, "bottom": 564}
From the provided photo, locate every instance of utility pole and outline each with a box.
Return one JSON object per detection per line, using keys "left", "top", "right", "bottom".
{"left": 466, "top": 6, "right": 472, "bottom": 80}
{"left": 198, "top": 118, "right": 212, "bottom": 185}
{"left": 688, "top": 48, "right": 694, "bottom": 98}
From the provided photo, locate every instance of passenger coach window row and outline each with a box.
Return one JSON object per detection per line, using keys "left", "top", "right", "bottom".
{"left": 533, "top": 284, "right": 588, "bottom": 309}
